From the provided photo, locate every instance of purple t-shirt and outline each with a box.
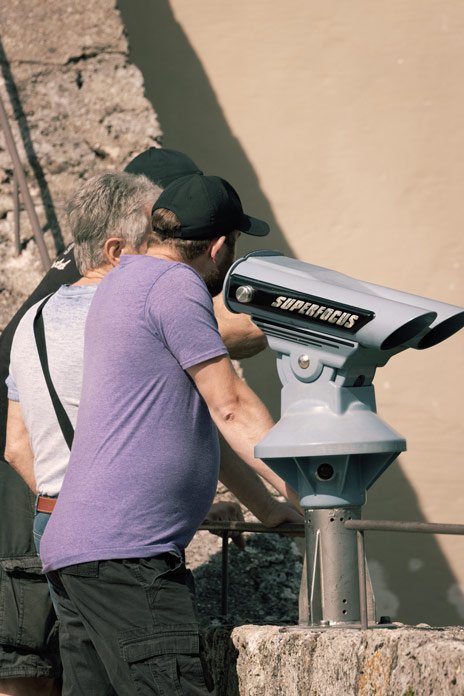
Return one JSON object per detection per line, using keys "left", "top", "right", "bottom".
{"left": 40, "top": 256, "right": 227, "bottom": 572}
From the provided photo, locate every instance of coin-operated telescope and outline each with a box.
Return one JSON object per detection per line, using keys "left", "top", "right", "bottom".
{"left": 223, "top": 250, "right": 464, "bottom": 628}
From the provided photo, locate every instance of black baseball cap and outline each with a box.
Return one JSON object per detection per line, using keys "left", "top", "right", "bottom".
{"left": 152, "top": 173, "right": 270, "bottom": 240}
{"left": 124, "top": 147, "right": 202, "bottom": 187}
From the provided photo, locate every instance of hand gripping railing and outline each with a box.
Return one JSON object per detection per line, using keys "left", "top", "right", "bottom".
{"left": 0, "top": 91, "right": 51, "bottom": 271}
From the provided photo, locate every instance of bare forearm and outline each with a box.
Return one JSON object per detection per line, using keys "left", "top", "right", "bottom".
{"left": 4, "top": 443, "right": 37, "bottom": 492}
{"left": 214, "top": 388, "right": 300, "bottom": 509}
{"left": 7, "top": 457, "right": 36, "bottom": 492}
{"left": 189, "top": 355, "right": 300, "bottom": 509}
{"left": 5, "top": 400, "right": 37, "bottom": 493}
{"left": 219, "top": 434, "right": 280, "bottom": 522}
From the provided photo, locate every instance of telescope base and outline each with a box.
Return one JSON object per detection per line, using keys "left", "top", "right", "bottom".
{"left": 304, "top": 506, "right": 373, "bottom": 626}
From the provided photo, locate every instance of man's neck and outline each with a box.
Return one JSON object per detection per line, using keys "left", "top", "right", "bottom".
{"left": 72, "top": 265, "right": 110, "bottom": 286}
{"left": 145, "top": 247, "right": 182, "bottom": 264}
{"left": 145, "top": 246, "right": 205, "bottom": 277}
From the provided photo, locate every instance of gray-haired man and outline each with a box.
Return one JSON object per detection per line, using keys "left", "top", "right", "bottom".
{"left": 6, "top": 173, "right": 160, "bottom": 556}
{"left": 5, "top": 159, "right": 301, "bottom": 695}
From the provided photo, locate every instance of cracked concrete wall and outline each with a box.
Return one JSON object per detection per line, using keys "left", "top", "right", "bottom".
{"left": 0, "top": 0, "right": 161, "bottom": 323}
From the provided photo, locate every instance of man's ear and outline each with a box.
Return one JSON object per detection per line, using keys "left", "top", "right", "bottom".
{"left": 209, "top": 236, "right": 227, "bottom": 264}
{"left": 103, "top": 237, "right": 124, "bottom": 267}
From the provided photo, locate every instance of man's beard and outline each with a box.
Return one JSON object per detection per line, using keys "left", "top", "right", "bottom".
{"left": 204, "top": 246, "right": 235, "bottom": 297}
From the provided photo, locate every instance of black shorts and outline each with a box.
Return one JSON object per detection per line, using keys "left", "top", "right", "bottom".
{"left": 47, "top": 553, "right": 215, "bottom": 695}
{"left": 0, "top": 461, "right": 60, "bottom": 678}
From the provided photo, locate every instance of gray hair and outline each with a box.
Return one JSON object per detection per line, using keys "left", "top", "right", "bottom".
{"left": 67, "top": 172, "right": 161, "bottom": 274}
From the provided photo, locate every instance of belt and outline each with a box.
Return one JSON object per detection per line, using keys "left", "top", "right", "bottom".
{"left": 36, "top": 496, "right": 57, "bottom": 514}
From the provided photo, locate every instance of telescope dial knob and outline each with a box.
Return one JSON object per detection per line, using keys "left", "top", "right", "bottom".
{"left": 235, "top": 285, "right": 255, "bottom": 304}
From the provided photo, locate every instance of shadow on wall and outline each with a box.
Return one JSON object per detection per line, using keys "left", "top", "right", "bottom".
{"left": 364, "top": 460, "right": 464, "bottom": 627}
{"left": 117, "top": 0, "right": 289, "bottom": 414}
{"left": 117, "top": 0, "right": 462, "bottom": 626}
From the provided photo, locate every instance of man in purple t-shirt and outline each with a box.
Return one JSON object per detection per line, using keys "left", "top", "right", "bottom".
{"left": 40, "top": 173, "right": 298, "bottom": 695}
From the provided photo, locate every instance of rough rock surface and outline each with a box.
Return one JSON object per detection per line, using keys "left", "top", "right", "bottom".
{"left": 206, "top": 624, "right": 464, "bottom": 696}
{"left": 0, "top": 0, "right": 161, "bottom": 328}
{"left": 193, "top": 531, "right": 302, "bottom": 628}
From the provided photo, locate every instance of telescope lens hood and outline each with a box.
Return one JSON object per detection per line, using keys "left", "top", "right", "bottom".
{"left": 416, "top": 311, "right": 464, "bottom": 350}
{"left": 380, "top": 312, "right": 436, "bottom": 350}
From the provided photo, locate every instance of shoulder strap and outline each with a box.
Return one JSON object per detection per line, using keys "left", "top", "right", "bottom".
{"left": 33, "top": 294, "right": 74, "bottom": 450}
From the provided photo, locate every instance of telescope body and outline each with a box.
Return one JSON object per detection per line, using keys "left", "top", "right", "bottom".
{"left": 224, "top": 251, "right": 464, "bottom": 626}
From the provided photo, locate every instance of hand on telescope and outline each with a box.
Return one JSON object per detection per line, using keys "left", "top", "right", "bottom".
{"left": 213, "top": 293, "right": 268, "bottom": 359}
{"left": 203, "top": 500, "right": 246, "bottom": 550}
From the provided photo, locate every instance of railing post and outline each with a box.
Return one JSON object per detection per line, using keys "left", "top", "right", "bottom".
{"left": 221, "top": 531, "right": 229, "bottom": 617}
{"left": 13, "top": 172, "right": 20, "bottom": 255}
{"left": 0, "top": 92, "right": 50, "bottom": 271}
{"left": 356, "top": 530, "right": 368, "bottom": 630}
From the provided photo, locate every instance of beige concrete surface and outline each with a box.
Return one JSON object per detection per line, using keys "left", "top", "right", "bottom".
{"left": 206, "top": 624, "right": 464, "bottom": 696}
{"left": 118, "top": 0, "right": 464, "bottom": 625}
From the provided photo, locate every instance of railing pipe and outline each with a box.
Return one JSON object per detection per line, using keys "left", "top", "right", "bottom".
{"left": 199, "top": 519, "right": 464, "bottom": 625}
{"left": 199, "top": 521, "right": 304, "bottom": 535}
{"left": 0, "top": 92, "right": 50, "bottom": 271}
{"left": 345, "top": 520, "right": 464, "bottom": 535}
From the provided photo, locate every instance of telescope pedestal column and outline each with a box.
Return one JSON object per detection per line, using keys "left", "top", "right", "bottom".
{"left": 304, "top": 506, "right": 362, "bottom": 626}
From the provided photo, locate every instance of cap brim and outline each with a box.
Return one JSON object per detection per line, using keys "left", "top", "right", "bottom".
{"left": 239, "top": 214, "right": 270, "bottom": 237}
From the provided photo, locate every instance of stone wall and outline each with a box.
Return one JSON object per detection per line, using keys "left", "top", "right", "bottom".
{"left": 207, "top": 625, "right": 464, "bottom": 696}
{"left": 0, "top": 0, "right": 161, "bottom": 326}
{"left": 2, "top": 3, "right": 464, "bottom": 695}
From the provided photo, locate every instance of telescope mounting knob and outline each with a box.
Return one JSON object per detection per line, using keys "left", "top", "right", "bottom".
{"left": 235, "top": 285, "right": 255, "bottom": 304}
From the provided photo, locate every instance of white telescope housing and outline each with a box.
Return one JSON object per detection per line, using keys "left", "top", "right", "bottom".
{"left": 223, "top": 251, "right": 464, "bottom": 627}
{"left": 225, "top": 251, "right": 463, "bottom": 353}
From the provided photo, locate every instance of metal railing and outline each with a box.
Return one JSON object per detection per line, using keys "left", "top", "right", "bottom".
{"left": 198, "top": 521, "right": 304, "bottom": 616}
{"left": 345, "top": 519, "right": 464, "bottom": 630}
{"left": 199, "top": 519, "right": 464, "bottom": 629}
{"left": 0, "top": 91, "right": 51, "bottom": 271}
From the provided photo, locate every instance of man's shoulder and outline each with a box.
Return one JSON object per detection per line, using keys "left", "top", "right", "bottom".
{"left": 12, "top": 296, "right": 45, "bottom": 338}
{"left": 12, "top": 286, "right": 95, "bottom": 350}
{"left": 120, "top": 255, "right": 198, "bottom": 277}
{"left": 118, "top": 256, "right": 207, "bottom": 295}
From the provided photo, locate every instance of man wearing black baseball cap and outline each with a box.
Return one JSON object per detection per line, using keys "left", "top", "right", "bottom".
{"left": 38, "top": 167, "right": 301, "bottom": 696}
{"left": 126, "top": 148, "right": 270, "bottom": 358}
{"left": 152, "top": 172, "right": 270, "bottom": 239}
{"left": 150, "top": 172, "right": 269, "bottom": 295}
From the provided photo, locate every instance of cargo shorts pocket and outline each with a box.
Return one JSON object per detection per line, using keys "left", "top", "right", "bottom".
{"left": 0, "top": 556, "right": 57, "bottom": 650}
{"left": 119, "top": 624, "right": 215, "bottom": 696}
